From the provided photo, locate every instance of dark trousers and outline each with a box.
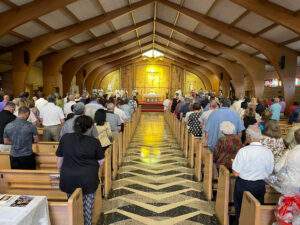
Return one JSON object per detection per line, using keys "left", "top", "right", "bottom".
{"left": 234, "top": 177, "right": 265, "bottom": 224}
{"left": 10, "top": 154, "right": 36, "bottom": 170}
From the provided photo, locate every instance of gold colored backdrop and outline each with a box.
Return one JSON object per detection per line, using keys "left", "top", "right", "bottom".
{"left": 183, "top": 71, "right": 206, "bottom": 94}
{"left": 134, "top": 64, "right": 170, "bottom": 100}
{"left": 99, "top": 70, "right": 121, "bottom": 91}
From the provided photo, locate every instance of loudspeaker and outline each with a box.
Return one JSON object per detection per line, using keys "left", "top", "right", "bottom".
{"left": 279, "top": 55, "right": 285, "bottom": 70}
{"left": 220, "top": 72, "right": 223, "bottom": 81}
{"left": 23, "top": 50, "right": 30, "bottom": 65}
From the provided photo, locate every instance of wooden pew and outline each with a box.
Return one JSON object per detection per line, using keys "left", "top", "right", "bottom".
{"left": 103, "top": 147, "right": 112, "bottom": 198}
{"left": 239, "top": 192, "right": 276, "bottom": 225}
{"left": 194, "top": 139, "right": 203, "bottom": 181}
{"left": 203, "top": 148, "right": 213, "bottom": 201}
{"left": 0, "top": 169, "right": 103, "bottom": 225}
{"left": 33, "top": 142, "right": 59, "bottom": 170}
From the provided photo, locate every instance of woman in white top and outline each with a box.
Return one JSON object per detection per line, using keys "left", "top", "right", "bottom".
{"left": 94, "top": 109, "right": 112, "bottom": 151}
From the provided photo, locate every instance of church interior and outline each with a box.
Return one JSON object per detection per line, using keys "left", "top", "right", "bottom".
{"left": 0, "top": 0, "right": 300, "bottom": 225}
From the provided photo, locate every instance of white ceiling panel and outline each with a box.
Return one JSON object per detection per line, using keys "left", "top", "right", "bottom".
{"left": 70, "top": 32, "right": 92, "bottom": 43}
{"left": 0, "top": 2, "right": 11, "bottom": 13}
{"left": 204, "top": 46, "right": 220, "bottom": 55}
{"left": 99, "top": 0, "right": 127, "bottom": 12}
{"left": 176, "top": 14, "right": 198, "bottom": 32}
{"left": 256, "top": 53, "right": 268, "bottom": 60}
{"left": 39, "top": 10, "right": 75, "bottom": 29}
{"left": 0, "top": 34, "right": 23, "bottom": 47}
{"left": 9, "top": 0, "right": 33, "bottom": 6}
{"left": 260, "top": 25, "right": 298, "bottom": 43}
{"left": 155, "top": 23, "right": 172, "bottom": 36}
{"left": 157, "top": 3, "right": 178, "bottom": 24}
{"left": 216, "top": 34, "right": 239, "bottom": 47}
{"left": 138, "top": 23, "right": 153, "bottom": 35}
{"left": 13, "top": 21, "right": 48, "bottom": 38}
{"left": 286, "top": 40, "right": 300, "bottom": 51}
{"left": 235, "top": 12, "right": 274, "bottom": 34}
{"left": 133, "top": 3, "right": 153, "bottom": 23}
{"left": 236, "top": 44, "right": 258, "bottom": 54}
{"left": 111, "top": 13, "right": 133, "bottom": 30}
{"left": 51, "top": 40, "right": 73, "bottom": 50}
{"left": 220, "top": 54, "right": 236, "bottom": 62}
{"left": 140, "top": 35, "right": 153, "bottom": 44}
{"left": 120, "top": 31, "right": 136, "bottom": 41}
{"left": 209, "top": 0, "right": 247, "bottom": 24}
{"left": 66, "top": 0, "right": 103, "bottom": 21}
{"left": 88, "top": 44, "right": 104, "bottom": 52}
{"left": 297, "top": 56, "right": 300, "bottom": 66}
{"left": 172, "top": 31, "right": 188, "bottom": 43}
{"left": 269, "top": 0, "right": 300, "bottom": 11}
{"left": 169, "top": 0, "right": 181, "bottom": 4}
{"left": 90, "top": 23, "right": 112, "bottom": 37}
{"left": 170, "top": 43, "right": 195, "bottom": 55}
{"left": 103, "top": 38, "right": 120, "bottom": 47}
{"left": 183, "top": 0, "right": 216, "bottom": 14}
{"left": 187, "top": 38, "right": 206, "bottom": 49}
{"left": 156, "top": 36, "right": 169, "bottom": 46}
{"left": 194, "top": 22, "right": 219, "bottom": 39}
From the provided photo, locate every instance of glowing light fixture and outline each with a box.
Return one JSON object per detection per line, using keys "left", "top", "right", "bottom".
{"left": 142, "top": 49, "right": 164, "bottom": 58}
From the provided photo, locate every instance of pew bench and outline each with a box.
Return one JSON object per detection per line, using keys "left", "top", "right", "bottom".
{"left": 0, "top": 169, "right": 102, "bottom": 225}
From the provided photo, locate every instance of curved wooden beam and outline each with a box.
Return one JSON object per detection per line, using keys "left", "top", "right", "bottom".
{"left": 11, "top": 0, "right": 154, "bottom": 95}
{"left": 231, "top": 0, "right": 300, "bottom": 35}
{"left": 0, "top": 0, "right": 77, "bottom": 37}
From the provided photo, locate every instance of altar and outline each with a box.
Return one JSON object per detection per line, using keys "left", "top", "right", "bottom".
{"left": 143, "top": 92, "right": 161, "bottom": 102}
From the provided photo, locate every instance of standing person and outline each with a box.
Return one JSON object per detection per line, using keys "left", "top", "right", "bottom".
{"left": 63, "top": 94, "right": 76, "bottom": 117}
{"left": 0, "top": 95, "right": 10, "bottom": 112}
{"left": 260, "top": 120, "right": 286, "bottom": 172}
{"left": 205, "top": 98, "right": 245, "bottom": 151}
{"left": 187, "top": 103, "right": 202, "bottom": 137}
{"left": 94, "top": 109, "right": 112, "bottom": 150}
{"left": 114, "top": 99, "right": 129, "bottom": 123}
{"left": 85, "top": 95, "right": 104, "bottom": 120}
{"left": 40, "top": 96, "right": 65, "bottom": 141}
{"left": 200, "top": 100, "right": 218, "bottom": 129}
{"left": 241, "top": 107, "right": 257, "bottom": 144}
{"left": 3, "top": 106, "right": 38, "bottom": 169}
{"left": 56, "top": 115, "right": 104, "bottom": 225}
{"left": 106, "top": 103, "right": 122, "bottom": 136}
{"left": 0, "top": 102, "right": 16, "bottom": 144}
{"left": 35, "top": 92, "right": 48, "bottom": 112}
{"left": 255, "top": 98, "right": 265, "bottom": 116}
{"left": 232, "top": 125, "right": 274, "bottom": 223}
{"left": 170, "top": 96, "right": 178, "bottom": 113}
{"left": 270, "top": 97, "right": 282, "bottom": 121}
{"left": 279, "top": 96, "right": 286, "bottom": 114}
{"left": 60, "top": 102, "right": 98, "bottom": 138}
{"left": 163, "top": 95, "right": 171, "bottom": 111}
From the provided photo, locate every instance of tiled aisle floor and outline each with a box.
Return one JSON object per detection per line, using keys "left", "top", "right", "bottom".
{"left": 101, "top": 113, "right": 218, "bottom": 225}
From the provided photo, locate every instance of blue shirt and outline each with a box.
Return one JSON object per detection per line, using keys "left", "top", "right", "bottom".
{"left": 0, "top": 101, "right": 7, "bottom": 112}
{"left": 204, "top": 107, "right": 245, "bottom": 150}
{"left": 270, "top": 103, "right": 281, "bottom": 121}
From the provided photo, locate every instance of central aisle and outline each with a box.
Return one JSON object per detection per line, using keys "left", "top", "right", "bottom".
{"left": 102, "top": 113, "right": 217, "bottom": 225}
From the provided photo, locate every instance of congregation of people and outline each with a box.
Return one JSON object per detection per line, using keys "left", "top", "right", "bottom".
{"left": 164, "top": 91, "right": 300, "bottom": 224}
{"left": 0, "top": 90, "right": 138, "bottom": 225}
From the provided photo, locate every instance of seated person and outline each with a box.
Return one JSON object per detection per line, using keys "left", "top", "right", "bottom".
{"left": 187, "top": 103, "right": 202, "bottom": 138}
{"left": 232, "top": 125, "right": 274, "bottom": 223}
{"left": 269, "top": 128, "right": 300, "bottom": 194}
{"left": 3, "top": 106, "right": 38, "bottom": 169}
{"left": 214, "top": 121, "right": 242, "bottom": 171}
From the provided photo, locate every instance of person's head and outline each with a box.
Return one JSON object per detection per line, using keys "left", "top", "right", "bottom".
{"left": 72, "top": 102, "right": 85, "bottom": 115}
{"left": 73, "top": 115, "right": 94, "bottom": 134}
{"left": 3, "top": 95, "right": 9, "bottom": 102}
{"left": 18, "top": 106, "right": 30, "bottom": 120}
{"left": 4, "top": 102, "right": 15, "bottom": 113}
{"left": 68, "top": 94, "right": 75, "bottom": 102}
{"left": 274, "top": 97, "right": 280, "bottom": 103}
{"left": 192, "top": 102, "right": 201, "bottom": 111}
{"left": 244, "top": 107, "right": 256, "bottom": 118}
{"left": 246, "top": 125, "right": 263, "bottom": 143}
{"left": 106, "top": 102, "right": 115, "bottom": 111}
{"left": 47, "top": 95, "right": 56, "bottom": 103}
{"left": 220, "top": 121, "right": 236, "bottom": 135}
{"left": 90, "top": 94, "right": 98, "bottom": 102}
{"left": 37, "top": 92, "right": 44, "bottom": 99}
{"left": 261, "top": 110, "right": 272, "bottom": 122}
{"left": 294, "top": 128, "right": 300, "bottom": 145}
{"left": 94, "top": 109, "right": 106, "bottom": 126}
{"left": 210, "top": 100, "right": 218, "bottom": 110}
{"left": 264, "top": 120, "right": 281, "bottom": 139}
{"left": 220, "top": 98, "right": 231, "bottom": 108}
